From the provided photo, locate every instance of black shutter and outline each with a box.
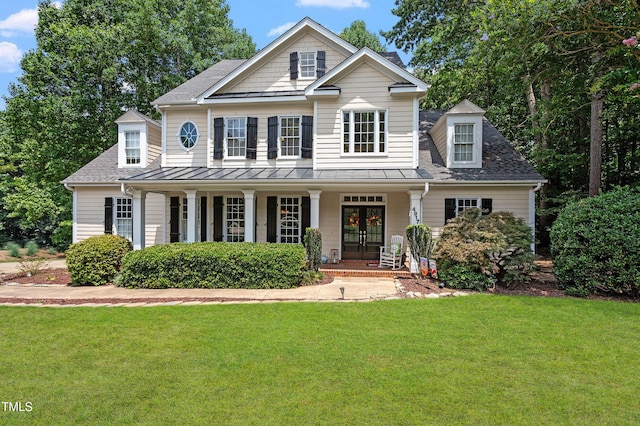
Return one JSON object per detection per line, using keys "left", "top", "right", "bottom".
{"left": 104, "top": 197, "right": 113, "bottom": 234}
{"left": 200, "top": 196, "right": 207, "bottom": 242}
{"left": 302, "top": 196, "right": 311, "bottom": 238}
{"left": 481, "top": 198, "right": 493, "bottom": 215}
{"left": 213, "top": 117, "right": 224, "bottom": 159}
{"left": 316, "top": 51, "right": 326, "bottom": 77}
{"left": 213, "top": 196, "right": 223, "bottom": 242}
{"left": 290, "top": 52, "right": 298, "bottom": 80}
{"left": 246, "top": 117, "right": 258, "bottom": 159}
{"left": 170, "top": 197, "right": 180, "bottom": 243}
{"left": 444, "top": 198, "right": 456, "bottom": 224}
{"left": 301, "top": 116, "right": 313, "bottom": 158}
{"left": 267, "top": 196, "right": 277, "bottom": 243}
{"left": 267, "top": 116, "right": 278, "bottom": 159}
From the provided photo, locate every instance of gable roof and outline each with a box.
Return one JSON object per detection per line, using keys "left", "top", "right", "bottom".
{"left": 419, "top": 110, "right": 545, "bottom": 183}
{"left": 115, "top": 110, "right": 161, "bottom": 127}
{"left": 305, "top": 47, "right": 429, "bottom": 97}
{"left": 197, "top": 17, "right": 357, "bottom": 102}
{"left": 152, "top": 59, "right": 247, "bottom": 106}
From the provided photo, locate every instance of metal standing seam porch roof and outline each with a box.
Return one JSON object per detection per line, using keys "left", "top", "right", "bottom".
{"left": 121, "top": 167, "right": 432, "bottom": 183}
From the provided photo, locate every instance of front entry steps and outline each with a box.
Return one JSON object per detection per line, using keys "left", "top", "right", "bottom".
{"left": 319, "top": 260, "right": 412, "bottom": 278}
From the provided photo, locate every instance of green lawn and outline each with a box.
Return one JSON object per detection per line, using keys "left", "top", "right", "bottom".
{"left": 1, "top": 296, "right": 639, "bottom": 425}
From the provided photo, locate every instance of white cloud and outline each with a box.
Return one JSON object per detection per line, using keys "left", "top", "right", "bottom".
{"left": 267, "top": 22, "right": 297, "bottom": 37}
{"left": 0, "top": 8, "right": 38, "bottom": 37}
{"left": 0, "top": 42, "right": 22, "bottom": 72}
{"left": 296, "top": 0, "right": 370, "bottom": 8}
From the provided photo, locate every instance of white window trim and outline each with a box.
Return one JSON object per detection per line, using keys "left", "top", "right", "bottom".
{"left": 114, "top": 197, "right": 133, "bottom": 241}
{"left": 118, "top": 123, "right": 147, "bottom": 168}
{"left": 224, "top": 116, "right": 248, "bottom": 159}
{"left": 278, "top": 196, "right": 302, "bottom": 244}
{"left": 341, "top": 110, "right": 388, "bottom": 156}
{"left": 177, "top": 120, "right": 200, "bottom": 152}
{"left": 279, "top": 115, "right": 302, "bottom": 159}
{"left": 446, "top": 115, "right": 483, "bottom": 168}
{"left": 124, "top": 130, "right": 141, "bottom": 165}
{"left": 298, "top": 51, "right": 316, "bottom": 80}
{"left": 224, "top": 196, "right": 245, "bottom": 243}
{"left": 455, "top": 197, "right": 481, "bottom": 217}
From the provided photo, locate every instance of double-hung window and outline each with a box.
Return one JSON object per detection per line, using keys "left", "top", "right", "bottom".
{"left": 279, "top": 197, "right": 301, "bottom": 244}
{"left": 299, "top": 52, "right": 316, "bottom": 79}
{"left": 181, "top": 198, "right": 188, "bottom": 242}
{"left": 124, "top": 131, "right": 141, "bottom": 165}
{"left": 226, "top": 117, "right": 246, "bottom": 158}
{"left": 115, "top": 198, "right": 133, "bottom": 240}
{"left": 280, "top": 116, "right": 301, "bottom": 157}
{"left": 226, "top": 197, "right": 245, "bottom": 242}
{"left": 342, "top": 110, "right": 387, "bottom": 154}
{"left": 454, "top": 124, "right": 474, "bottom": 163}
{"left": 456, "top": 198, "right": 480, "bottom": 216}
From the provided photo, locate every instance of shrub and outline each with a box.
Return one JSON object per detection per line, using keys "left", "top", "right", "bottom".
{"left": 4, "top": 242, "right": 22, "bottom": 258}
{"left": 25, "top": 240, "right": 39, "bottom": 256}
{"left": 434, "top": 209, "right": 534, "bottom": 291}
{"left": 405, "top": 223, "right": 434, "bottom": 267}
{"left": 118, "top": 242, "right": 306, "bottom": 289}
{"left": 66, "top": 234, "right": 132, "bottom": 286}
{"left": 550, "top": 186, "right": 640, "bottom": 297}
{"left": 51, "top": 220, "right": 73, "bottom": 251}
{"left": 304, "top": 228, "right": 322, "bottom": 272}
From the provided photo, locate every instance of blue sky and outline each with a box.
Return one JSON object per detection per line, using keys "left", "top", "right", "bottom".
{"left": 0, "top": 0, "right": 410, "bottom": 110}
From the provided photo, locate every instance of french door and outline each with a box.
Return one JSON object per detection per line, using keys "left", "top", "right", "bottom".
{"left": 341, "top": 206, "right": 384, "bottom": 260}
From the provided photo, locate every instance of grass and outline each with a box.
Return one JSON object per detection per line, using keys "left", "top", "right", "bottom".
{"left": 1, "top": 296, "right": 639, "bottom": 425}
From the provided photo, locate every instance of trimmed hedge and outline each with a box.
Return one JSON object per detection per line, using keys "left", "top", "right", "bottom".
{"left": 117, "top": 242, "right": 306, "bottom": 289}
{"left": 550, "top": 186, "right": 640, "bottom": 297}
{"left": 66, "top": 234, "right": 132, "bottom": 286}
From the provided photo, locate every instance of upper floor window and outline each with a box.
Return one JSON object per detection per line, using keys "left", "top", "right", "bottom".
{"left": 125, "top": 131, "right": 141, "bottom": 165}
{"left": 179, "top": 121, "right": 199, "bottom": 150}
{"left": 226, "top": 117, "right": 246, "bottom": 158}
{"left": 342, "top": 110, "right": 387, "bottom": 154}
{"left": 280, "top": 116, "right": 301, "bottom": 157}
{"left": 454, "top": 124, "right": 474, "bottom": 163}
{"left": 299, "top": 52, "right": 316, "bottom": 79}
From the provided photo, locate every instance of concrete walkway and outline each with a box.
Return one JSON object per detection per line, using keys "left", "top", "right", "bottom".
{"left": 0, "top": 258, "right": 67, "bottom": 273}
{"left": 0, "top": 258, "right": 399, "bottom": 306}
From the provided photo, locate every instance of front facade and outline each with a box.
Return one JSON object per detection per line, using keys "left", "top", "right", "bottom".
{"left": 63, "top": 18, "right": 545, "bottom": 263}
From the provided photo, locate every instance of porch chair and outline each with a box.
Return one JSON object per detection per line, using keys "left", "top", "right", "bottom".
{"left": 379, "top": 235, "right": 404, "bottom": 270}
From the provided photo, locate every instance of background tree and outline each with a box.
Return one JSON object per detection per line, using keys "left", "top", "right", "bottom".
{"left": 340, "top": 20, "right": 386, "bottom": 51}
{"left": 0, "top": 0, "right": 255, "bottom": 246}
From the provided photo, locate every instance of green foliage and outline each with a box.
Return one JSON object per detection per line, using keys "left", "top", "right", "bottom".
{"left": 118, "top": 242, "right": 306, "bottom": 289}
{"left": 4, "top": 241, "right": 21, "bottom": 258}
{"left": 303, "top": 228, "right": 322, "bottom": 272}
{"left": 51, "top": 220, "right": 72, "bottom": 251}
{"left": 339, "top": 20, "right": 386, "bottom": 51}
{"left": 550, "top": 186, "right": 640, "bottom": 297}
{"left": 0, "top": 0, "right": 255, "bottom": 246}
{"left": 66, "top": 234, "right": 132, "bottom": 286}
{"left": 437, "top": 260, "right": 495, "bottom": 292}
{"left": 25, "top": 240, "right": 39, "bottom": 256}
{"left": 434, "top": 209, "right": 534, "bottom": 289}
{"left": 405, "top": 223, "right": 434, "bottom": 266}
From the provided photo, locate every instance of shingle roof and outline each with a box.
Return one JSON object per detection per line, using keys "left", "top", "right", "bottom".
{"left": 62, "top": 145, "right": 161, "bottom": 184}
{"left": 419, "top": 110, "right": 545, "bottom": 182}
{"left": 152, "top": 59, "right": 247, "bottom": 105}
{"left": 379, "top": 52, "right": 405, "bottom": 68}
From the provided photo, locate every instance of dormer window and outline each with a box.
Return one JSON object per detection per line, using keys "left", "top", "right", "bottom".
{"left": 454, "top": 124, "right": 474, "bottom": 163}
{"left": 125, "top": 131, "right": 141, "bottom": 165}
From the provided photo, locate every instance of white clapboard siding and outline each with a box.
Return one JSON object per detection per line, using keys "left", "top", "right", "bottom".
{"left": 228, "top": 34, "right": 348, "bottom": 93}
{"left": 75, "top": 187, "right": 164, "bottom": 246}
{"left": 164, "top": 109, "right": 209, "bottom": 167}
{"left": 315, "top": 63, "right": 415, "bottom": 169}
{"left": 147, "top": 123, "right": 162, "bottom": 165}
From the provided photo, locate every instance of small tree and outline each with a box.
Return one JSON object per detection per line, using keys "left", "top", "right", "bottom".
{"left": 405, "top": 223, "right": 434, "bottom": 275}
{"left": 434, "top": 209, "right": 534, "bottom": 290}
{"left": 303, "top": 228, "right": 322, "bottom": 272}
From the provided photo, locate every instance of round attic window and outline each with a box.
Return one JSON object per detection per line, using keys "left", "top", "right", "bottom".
{"left": 179, "top": 121, "right": 198, "bottom": 150}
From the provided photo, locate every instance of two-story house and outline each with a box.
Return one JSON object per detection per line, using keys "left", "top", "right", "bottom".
{"left": 63, "top": 17, "right": 545, "bottom": 263}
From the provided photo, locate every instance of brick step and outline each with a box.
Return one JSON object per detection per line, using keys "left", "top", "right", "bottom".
{"left": 319, "top": 267, "right": 411, "bottom": 278}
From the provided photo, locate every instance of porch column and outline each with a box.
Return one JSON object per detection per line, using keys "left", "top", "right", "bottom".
{"left": 308, "top": 190, "right": 322, "bottom": 229}
{"left": 131, "top": 190, "right": 147, "bottom": 250}
{"left": 408, "top": 190, "right": 423, "bottom": 273}
{"left": 243, "top": 190, "right": 255, "bottom": 242}
{"left": 184, "top": 190, "right": 197, "bottom": 243}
